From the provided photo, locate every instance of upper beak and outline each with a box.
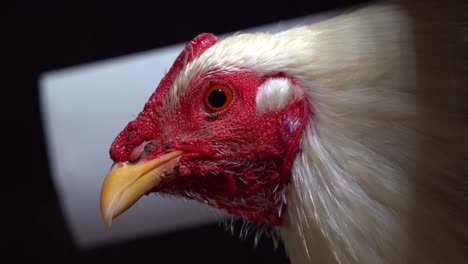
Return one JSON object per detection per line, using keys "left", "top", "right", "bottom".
{"left": 100, "top": 150, "right": 183, "bottom": 228}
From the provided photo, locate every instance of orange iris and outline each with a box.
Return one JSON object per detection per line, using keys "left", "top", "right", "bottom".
{"left": 204, "top": 84, "right": 233, "bottom": 112}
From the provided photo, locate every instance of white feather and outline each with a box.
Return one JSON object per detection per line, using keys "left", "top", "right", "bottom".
{"left": 170, "top": 1, "right": 468, "bottom": 263}
{"left": 255, "top": 78, "right": 304, "bottom": 114}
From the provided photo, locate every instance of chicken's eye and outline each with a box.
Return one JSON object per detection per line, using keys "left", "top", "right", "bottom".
{"left": 204, "top": 84, "right": 233, "bottom": 112}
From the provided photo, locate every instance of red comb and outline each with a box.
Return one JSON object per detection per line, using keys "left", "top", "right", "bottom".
{"left": 148, "top": 33, "right": 218, "bottom": 103}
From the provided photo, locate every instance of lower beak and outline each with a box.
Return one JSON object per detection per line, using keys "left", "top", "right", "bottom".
{"left": 100, "top": 150, "right": 183, "bottom": 228}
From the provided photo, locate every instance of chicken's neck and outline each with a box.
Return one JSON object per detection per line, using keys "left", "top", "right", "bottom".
{"left": 278, "top": 2, "right": 467, "bottom": 263}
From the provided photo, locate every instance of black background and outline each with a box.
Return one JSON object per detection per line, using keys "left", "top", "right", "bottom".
{"left": 6, "top": 1, "right": 370, "bottom": 263}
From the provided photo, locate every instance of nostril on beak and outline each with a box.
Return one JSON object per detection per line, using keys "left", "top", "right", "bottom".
{"left": 144, "top": 142, "right": 153, "bottom": 152}
{"left": 129, "top": 141, "right": 152, "bottom": 162}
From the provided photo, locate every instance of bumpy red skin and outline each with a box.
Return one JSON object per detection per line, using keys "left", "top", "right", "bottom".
{"left": 109, "top": 33, "right": 309, "bottom": 225}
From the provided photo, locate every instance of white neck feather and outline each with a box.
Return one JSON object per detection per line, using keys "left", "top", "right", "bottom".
{"left": 278, "top": 2, "right": 467, "bottom": 264}
{"left": 175, "top": 2, "right": 467, "bottom": 263}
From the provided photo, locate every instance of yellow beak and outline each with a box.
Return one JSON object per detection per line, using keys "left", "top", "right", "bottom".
{"left": 100, "top": 150, "right": 183, "bottom": 228}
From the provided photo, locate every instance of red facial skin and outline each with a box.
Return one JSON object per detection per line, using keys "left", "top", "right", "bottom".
{"left": 109, "top": 34, "right": 309, "bottom": 225}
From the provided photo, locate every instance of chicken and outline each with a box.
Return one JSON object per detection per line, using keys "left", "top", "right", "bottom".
{"left": 100, "top": 1, "right": 467, "bottom": 263}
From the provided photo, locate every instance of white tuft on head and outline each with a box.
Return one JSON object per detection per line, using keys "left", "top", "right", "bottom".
{"left": 255, "top": 78, "right": 304, "bottom": 114}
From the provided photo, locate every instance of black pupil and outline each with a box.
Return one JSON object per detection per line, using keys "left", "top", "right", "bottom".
{"left": 208, "top": 89, "right": 227, "bottom": 108}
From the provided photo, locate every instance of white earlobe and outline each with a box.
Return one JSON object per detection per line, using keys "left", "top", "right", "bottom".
{"left": 255, "top": 78, "right": 304, "bottom": 114}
